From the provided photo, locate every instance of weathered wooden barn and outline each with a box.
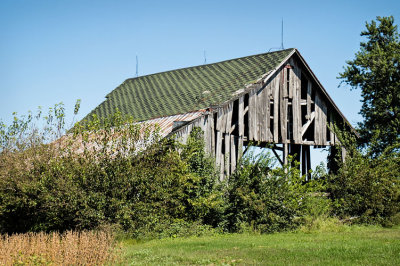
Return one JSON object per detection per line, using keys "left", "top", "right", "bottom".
{"left": 85, "top": 48, "right": 353, "bottom": 179}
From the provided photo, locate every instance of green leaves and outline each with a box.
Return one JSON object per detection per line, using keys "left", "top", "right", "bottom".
{"left": 339, "top": 16, "right": 400, "bottom": 155}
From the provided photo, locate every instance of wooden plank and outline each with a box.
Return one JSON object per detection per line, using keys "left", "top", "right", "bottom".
{"left": 289, "top": 67, "right": 295, "bottom": 99}
{"left": 283, "top": 143, "right": 288, "bottom": 169}
{"left": 220, "top": 106, "right": 227, "bottom": 134}
{"left": 301, "top": 111, "right": 315, "bottom": 136}
{"left": 303, "top": 140, "right": 316, "bottom": 145}
{"left": 210, "top": 113, "right": 215, "bottom": 155}
{"left": 220, "top": 152, "right": 224, "bottom": 181}
{"left": 225, "top": 133, "right": 230, "bottom": 176}
{"left": 204, "top": 115, "right": 211, "bottom": 154}
{"left": 249, "top": 90, "right": 259, "bottom": 141}
{"left": 266, "top": 82, "right": 271, "bottom": 141}
{"left": 307, "top": 80, "right": 312, "bottom": 119}
{"left": 238, "top": 95, "right": 244, "bottom": 136}
{"left": 321, "top": 99, "right": 327, "bottom": 145}
{"left": 282, "top": 67, "right": 288, "bottom": 98}
{"left": 248, "top": 90, "right": 255, "bottom": 141}
{"left": 216, "top": 108, "right": 224, "bottom": 131}
{"left": 252, "top": 89, "right": 259, "bottom": 141}
{"left": 225, "top": 102, "right": 233, "bottom": 133}
{"left": 230, "top": 135, "right": 237, "bottom": 174}
{"left": 215, "top": 131, "right": 222, "bottom": 165}
{"left": 238, "top": 136, "right": 243, "bottom": 161}
{"left": 329, "top": 112, "right": 335, "bottom": 146}
{"left": 244, "top": 106, "right": 249, "bottom": 115}
{"left": 305, "top": 145, "right": 311, "bottom": 180}
{"left": 292, "top": 64, "right": 302, "bottom": 143}
{"left": 257, "top": 84, "right": 270, "bottom": 142}
{"left": 273, "top": 72, "right": 280, "bottom": 143}
{"left": 257, "top": 89, "right": 264, "bottom": 141}
{"left": 279, "top": 69, "right": 287, "bottom": 143}
{"left": 314, "top": 92, "right": 322, "bottom": 145}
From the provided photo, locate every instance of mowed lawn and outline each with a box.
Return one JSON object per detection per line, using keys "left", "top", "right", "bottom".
{"left": 121, "top": 226, "right": 400, "bottom": 265}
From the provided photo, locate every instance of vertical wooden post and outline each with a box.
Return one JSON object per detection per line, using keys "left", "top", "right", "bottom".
{"left": 216, "top": 131, "right": 223, "bottom": 179}
{"left": 283, "top": 142, "right": 288, "bottom": 172}
{"left": 231, "top": 135, "right": 237, "bottom": 174}
{"left": 273, "top": 73, "right": 280, "bottom": 143}
{"left": 306, "top": 145, "right": 311, "bottom": 180}
{"left": 225, "top": 133, "right": 230, "bottom": 176}
{"left": 301, "top": 145, "right": 306, "bottom": 177}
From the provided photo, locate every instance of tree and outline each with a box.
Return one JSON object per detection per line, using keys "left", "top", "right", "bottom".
{"left": 339, "top": 16, "right": 400, "bottom": 156}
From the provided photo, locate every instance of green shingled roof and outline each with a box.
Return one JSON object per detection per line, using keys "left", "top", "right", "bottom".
{"left": 84, "top": 48, "right": 295, "bottom": 122}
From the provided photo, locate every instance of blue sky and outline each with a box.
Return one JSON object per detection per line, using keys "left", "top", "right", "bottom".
{"left": 1, "top": 0, "right": 399, "bottom": 166}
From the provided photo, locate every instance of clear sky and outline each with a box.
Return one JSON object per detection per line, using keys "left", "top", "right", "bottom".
{"left": 1, "top": 0, "right": 399, "bottom": 166}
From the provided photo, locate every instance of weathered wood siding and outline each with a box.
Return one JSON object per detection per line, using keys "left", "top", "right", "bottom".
{"left": 173, "top": 54, "right": 343, "bottom": 178}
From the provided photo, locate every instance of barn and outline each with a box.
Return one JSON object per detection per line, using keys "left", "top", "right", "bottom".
{"left": 84, "top": 48, "right": 353, "bottom": 179}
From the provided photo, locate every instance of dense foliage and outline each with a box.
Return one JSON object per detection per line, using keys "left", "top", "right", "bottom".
{"left": 225, "top": 152, "right": 325, "bottom": 233}
{"left": 339, "top": 16, "right": 400, "bottom": 155}
{"left": 0, "top": 105, "right": 332, "bottom": 237}
{"left": 328, "top": 144, "right": 400, "bottom": 225}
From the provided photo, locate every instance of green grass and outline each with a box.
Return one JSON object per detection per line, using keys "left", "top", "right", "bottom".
{"left": 121, "top": 226, "right": 400, "bottom": 265}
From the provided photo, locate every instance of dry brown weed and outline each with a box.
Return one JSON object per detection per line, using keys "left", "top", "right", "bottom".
{"left": 0, "top": 230, "right": 121, "bottom": 265}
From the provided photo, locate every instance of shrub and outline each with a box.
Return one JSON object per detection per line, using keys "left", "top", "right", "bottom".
{"left": 328, "top": 146, "right": 400, "bottom": 225}
{"left": 224, "top": 150, "right": 327, "bottom": 233}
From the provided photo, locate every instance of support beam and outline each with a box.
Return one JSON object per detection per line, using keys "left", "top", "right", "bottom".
{"left": 272, "top": 148, "right": 284, "bottom": 167}
{"left": 301, "top": 111, "right": 315, "bottom": 136}
{"left": 283, "top": 143, "right": 288, "bottom": 167}
{"left": 231, "top": 135, "right": 237, "bottom": 174}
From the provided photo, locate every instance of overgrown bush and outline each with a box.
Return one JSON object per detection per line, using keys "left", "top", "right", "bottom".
{"left": 224, "top": 151, "right": 327, "bottom": 233}
{"left": 0, "top": 106, "right": 223, "bottom": 237}
{"left": 328, "top": 146, "right": 400, "bottom": 225}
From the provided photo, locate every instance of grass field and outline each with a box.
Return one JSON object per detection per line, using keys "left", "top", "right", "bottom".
{"left": 121, "top": 226, "right": 400, "bottom": 265}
